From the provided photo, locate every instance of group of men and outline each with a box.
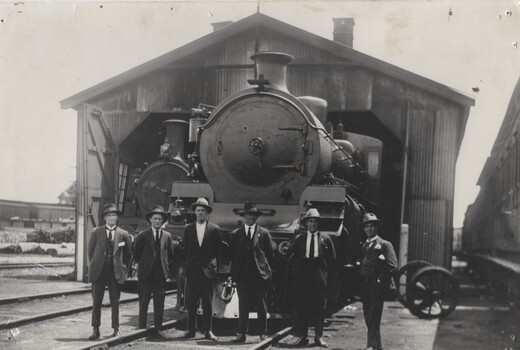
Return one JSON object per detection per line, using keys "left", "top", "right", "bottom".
{"left": 87, "top": 200, "right": 397, "bottom": 350}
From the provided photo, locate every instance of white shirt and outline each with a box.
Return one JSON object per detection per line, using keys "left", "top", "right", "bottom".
{"left": 106, "top": 226, "right": 116, "bottom": 240}
{"left": 244, "top": 223, "right": 256, "bottom": 240}
{"left": 196, "top": 222, "right": 206, "bottom": 246}
{"left": 366, "top": 235, "right": 379, "bottom": 248}
{"left": 305, "top": 231, "right": 319, "bottom": 258}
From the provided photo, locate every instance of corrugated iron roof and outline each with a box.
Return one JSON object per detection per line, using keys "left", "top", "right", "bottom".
{"left": 60, "top": 12, "right": 474, "bottom": 109}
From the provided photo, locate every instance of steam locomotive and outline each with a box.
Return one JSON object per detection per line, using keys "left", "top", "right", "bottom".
{"left": 129, "top": 52, "right": 384, "bottom": 318}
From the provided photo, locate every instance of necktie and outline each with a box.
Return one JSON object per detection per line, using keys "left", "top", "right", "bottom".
{"left": 155, "top": 229, "right": 160, "bottom": 242}
{"left": 108, "top": 228, "right": 113, "bottom": 242}
{"left": 309, "top": 234, "right": 315, "bottom": 259}
{"left": 248, "top": 227, "right": 252, "bottom": 240}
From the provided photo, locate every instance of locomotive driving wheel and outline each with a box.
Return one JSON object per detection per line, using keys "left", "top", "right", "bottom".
{"left": 407, "top": 266, "right": 460, "bottom": 319}
{"left": 395, "top": 260, "right": 432, "bottom": 307}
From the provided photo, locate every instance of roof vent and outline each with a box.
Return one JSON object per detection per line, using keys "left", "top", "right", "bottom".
{"left": 332, "top": 18, "right": 355, "bottom": 48}
{"left": 211, "top": 21, "right": 233, "bottom": 32}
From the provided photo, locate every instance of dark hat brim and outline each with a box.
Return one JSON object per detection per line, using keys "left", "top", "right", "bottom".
{"left": 241, "top": 210, "right": 261, "bottom": 217}
{"left": 191, "top": 203, "right": 213, "bottom": 213}
{"left": 103, "top": 209, "right": 122, "bottom": 216}
{"left": 145, "top": 212, "right": 169, "bottom": 223}
{"left": 360, "top": 219, "right": 381, "bottom": 227}
{"left": 301, "top": 216, "right": 323, "bottom": 225}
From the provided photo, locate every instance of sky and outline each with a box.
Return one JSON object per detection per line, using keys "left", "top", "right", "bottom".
{"left": 0, "top": 0, "right": 519, "bottom": 228}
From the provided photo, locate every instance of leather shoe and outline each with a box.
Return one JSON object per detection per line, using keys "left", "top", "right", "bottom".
{"left": 88, "top": 328, "right": 100, "bottom": 340}
{"left": 259, "top": 334, "right": 268, "bottom": 341}
{"left": 232, "top": 333, "right": 246, "bottom": 343}
{"left": 364, "top": 347, "right": 382, "bottom": 350}
{"left": 155, "top": 330, "right": 169, "bottom": 340}
{"left": 182, "top": 330, "right": 196, "bottom": 338}
{"left": 315, "top": 336, "right": 328, "bottom": 348}
{"left": 205, "top": 331, "right": 218, "bottom": 341}
{"left": 290, "top": 336, "right": 309, "bottom": 346}
{"left": 112, "top": 329, "right": 120, "bottom": 337}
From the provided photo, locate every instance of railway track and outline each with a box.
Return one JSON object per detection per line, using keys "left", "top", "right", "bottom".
{"left": 0, "top": 290, "right": 176, "bottom": 330}
{"left": 86, "top": 324, "right": 295, "bottom": 350}
{"left": 0, "top": 262, "right": 74, "bottom": 270}
{"left": 1, "top": 285, "right": 295, "bottom": 350}
{"left": 0, "top": 286, "right": 91, "bottom": 305}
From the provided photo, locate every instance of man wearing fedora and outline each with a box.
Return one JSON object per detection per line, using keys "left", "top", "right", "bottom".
{"left": 230, "top": 202, "right": 274, "bottom": 343}
{"left": 88, "top": 203, "right": 132, "bottom": 340}
{"left": 289, "top": 208, "right": 336, "bottom": 348}
{"left": 359, "top": 213, "right": 398, "bottom": 350}
{"left": 181, "top": 198, "right": 221, "bottom": 341}
{"left": 133, "top": 205, "right": 175, "bottom": 339}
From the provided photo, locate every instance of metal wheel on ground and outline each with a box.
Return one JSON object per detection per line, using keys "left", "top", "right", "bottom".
{"left": 395, "top": 260, "right": 432, "bottom": 307}
{"left": 407, "top": 266, "right": 460, "bottom": 319}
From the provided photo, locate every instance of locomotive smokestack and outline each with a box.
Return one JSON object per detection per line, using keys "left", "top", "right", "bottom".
{"left": 163, "top": 119, "right": 188, "bottom": 159}
{"left": 250, "top": 52, "right": 294, "bottom": 93}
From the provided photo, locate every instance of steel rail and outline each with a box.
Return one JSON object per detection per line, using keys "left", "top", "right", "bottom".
{"left": 247, "top": 326, "right": 294, "bottom": 350}
{"left": 76, "top": 317, "right": 183, "bottom": 350}
{"left": 76, "top": 322, "right": 293, "bottom": 350}
{"left": 0, "top": 288, "right": 91, "bottom": 305}
{"left": 0, "top": 262, "right": 74, "bottom": 270}
{"left": 0, "top": 290, "right": 176, "bottom": 330}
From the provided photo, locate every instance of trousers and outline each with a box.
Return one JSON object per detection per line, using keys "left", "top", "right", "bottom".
{"left": 362, "top": 280, "right": 385, "bottom": 348}
{"left": 185, "top": 276, "right": 213, "bottom": 332}
{"left": 91, "top": 263, "right": 121, "bottom": 329}
{"left": 138, "top": 264, "right": 166, "bottom": 330}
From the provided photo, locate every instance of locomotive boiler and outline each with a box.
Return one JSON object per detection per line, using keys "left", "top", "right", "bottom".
{"left": 131, "top": 52, "right": 384, "bottom": 318}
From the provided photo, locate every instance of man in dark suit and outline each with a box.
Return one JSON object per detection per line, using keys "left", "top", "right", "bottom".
{"left": 181, "top": 198, "right": 221, "bottom": 341}
{"left": 231, "top": 202, "right": 274, "bottom": 343}
{"left": 88, "top": 203, "right": 132, "bottom": 340}
{"left": 359, "top": 213, "right": 398, "bottom": 350}
{"left": 289, "top": 208, "right": 336, "bottom": 348}
{"left": 133, "top": 205, "right": 175, "bottom": 339}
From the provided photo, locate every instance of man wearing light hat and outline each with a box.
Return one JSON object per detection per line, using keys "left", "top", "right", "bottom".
{"left": 289, "top": 208, "right": 336, "bottom": 348}
{"left": 181, "top": 198, "right": 221, "bottom": 341}
{"left": 359, "top": 213, "right": 398, "bottom": 350}
{"left": 88, "top": 203, "right": 132, "bottom": 340}
{"left": 133, "top": 205, "right": 175, "bottom": 339}
{"left": 231, "top": 202, "right": 274, "bottom": 343}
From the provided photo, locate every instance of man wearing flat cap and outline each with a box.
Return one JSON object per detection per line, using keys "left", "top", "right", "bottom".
{"left": 289, "top": 208, "right": 336, "bottom": 348}
{"left": 230, "top": 202, "right": 274, "bottom": 343}
{"left": 88, "top": 203, "right": 132, "bottom": 340}
{"left": 133, "top": 205, "right": 175, "bottom": 339}
{"left": 359, "top": 213, "right": 398, "bottom": 350}
{"left": 181, "top": 198, "right": 221, "bottom": 341}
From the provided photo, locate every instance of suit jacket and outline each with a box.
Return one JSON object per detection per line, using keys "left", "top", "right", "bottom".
{"left": 231, "top": 225, "right": 274, "bottom": 282}
{"left": 290, "top": 231, "right": 336, "bottom": 287}
{"left": 88, "top": 226, "right": 132, "bottom": 284}
{"left": 182, "top": 222, "right": 221, "bottom": 280}
{"left": 133, "top": 227, "right": 174, "bottom": 280}
{"left": 360, "top": 236, "right": 398, "bottom": 288}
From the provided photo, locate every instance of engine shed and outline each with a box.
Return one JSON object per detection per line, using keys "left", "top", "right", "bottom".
{"left": 61, "top": 13, "right": 474, "bottom": 281}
